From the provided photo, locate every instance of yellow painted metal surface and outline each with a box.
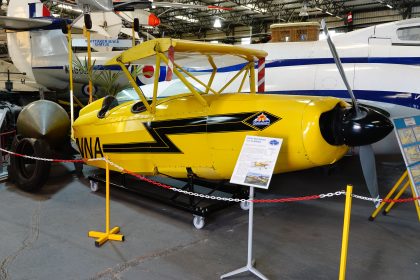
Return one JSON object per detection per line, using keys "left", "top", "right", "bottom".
{"left": 73, "top": 93, "right": 348, "bottom": 179}
{"left": 370, "top": 170, "right": 408, "bottom": 220}
{"left": 88, "top": 157, "right": 124, "bottom": 247}
{"left": 106, "top": 38, "right": 267, "bottom": 66}
{"left": 339, "top": 185, "right": 353, "bottom": 280}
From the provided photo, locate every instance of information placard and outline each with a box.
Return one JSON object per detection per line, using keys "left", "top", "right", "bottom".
{"left": 393, "top": 115, "right": 420, "bottom": 199}
{"left": 230, "top": 136, "right": 282, "bottom": 189}
{"left": 72, "top": 39, "right": 132, "bottom": 48}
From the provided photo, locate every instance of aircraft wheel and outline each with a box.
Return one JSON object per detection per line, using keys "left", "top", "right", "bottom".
{"left": 60, "top": 20, "right": 68, "bottom": 34}
{"left": 74, "top": 162, "right": 84, "bottom": 177}
{"left": 84, "top": 14, "right": 92, "bottom": 30}
{"left": 90, "top": 180, "right": 99, "bottom": 192}
{"left": 240, "top": 201, "right": 250, "bottom": 211}
{"left": 193, "top": 215, "right": 205, "bottom": 229}
{"left": 133, "top": 18, "right": 140, "bottom": 32}
{"left": 10, "top": 137, "right": 51, "bottom": 192}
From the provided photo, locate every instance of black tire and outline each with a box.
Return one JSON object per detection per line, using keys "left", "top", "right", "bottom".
{"left": 7, "top": 135, "right": 22, "bottom": 183}
{"left": 60, "top": 20, "right": 68, "bottom": 34}
{"left": 133, "top": 18, "right": 140, "bottom": 32}
{"left": 10, "top": 137, "right": 52, "bottom": 192}
{"left": 74, "top": 162, "right": 84, "bottom": 177}
{"left": 84, "top": 14, "right": 92, "bottom": 30}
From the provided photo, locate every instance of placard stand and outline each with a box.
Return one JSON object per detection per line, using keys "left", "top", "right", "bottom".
{"left": 222, "top": 135, "right": 281, "bottom": 279}
{"left": 220, "top": 186, "right": 268, "bottom": 280}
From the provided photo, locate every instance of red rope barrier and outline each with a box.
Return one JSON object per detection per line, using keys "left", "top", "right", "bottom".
{"left": 383, "top": 196, "right": 420, "bottom": 203}
{"left": 122, "top": 168, "right": 172, "bottom": 190}
{"left": 0, "top": 130, "right": 15, "bottom": 136}
{"left": 52, "top": 159, "right": 85, "bottom": 163}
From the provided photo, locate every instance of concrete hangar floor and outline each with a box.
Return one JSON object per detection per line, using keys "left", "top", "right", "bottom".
{"left": 0, "top": 155, "right": 418, "bottom": 280}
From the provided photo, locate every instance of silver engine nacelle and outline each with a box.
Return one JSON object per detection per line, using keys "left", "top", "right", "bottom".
{"left": 17, "top": 100, "right": 70, "bottom": 147}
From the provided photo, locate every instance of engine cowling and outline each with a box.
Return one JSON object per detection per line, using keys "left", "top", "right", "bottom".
{"left": 17, "top": 100, "right": 70, "bottom": 147}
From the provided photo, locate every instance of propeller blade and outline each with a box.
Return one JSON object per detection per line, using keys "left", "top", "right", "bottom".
{"left": 359, "top": 145, "right": 380, "bottom": 207}
{"left": 321, "top": 19, "right": 361, "bottom": 117}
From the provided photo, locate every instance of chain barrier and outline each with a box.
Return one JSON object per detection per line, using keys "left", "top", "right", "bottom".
{"left": 0, "top": 143, "right": 418, "bottom": 204}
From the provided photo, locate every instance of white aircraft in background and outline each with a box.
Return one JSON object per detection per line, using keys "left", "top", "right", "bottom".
{"left": 1, "top": 0, "right": 418, "bottom": 156}
{"left": 1, "top": 0, "right": 227, "bottom": 95}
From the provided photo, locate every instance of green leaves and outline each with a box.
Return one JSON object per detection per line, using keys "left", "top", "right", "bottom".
{"left": 73, "top": 56, "right": 140, "bottom": 98}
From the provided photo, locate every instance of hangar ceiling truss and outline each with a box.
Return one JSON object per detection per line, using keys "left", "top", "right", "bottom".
{"left": 35, "top": 0, "right": 420, "bottom": 41}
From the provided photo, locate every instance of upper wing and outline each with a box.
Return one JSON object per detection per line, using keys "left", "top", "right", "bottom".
{"left": 106, "top": 38, "right": 267, "bottom": 67}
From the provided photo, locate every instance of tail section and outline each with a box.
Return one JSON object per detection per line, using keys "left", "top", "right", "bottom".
{"left": 6, "top": 0, "right": 54, "bottom": 83}
{"left": 28, "top": 2, "right": 51, "bottom": 18}
{"left": 7, "top": 0, "right": 51, "bottom": 18}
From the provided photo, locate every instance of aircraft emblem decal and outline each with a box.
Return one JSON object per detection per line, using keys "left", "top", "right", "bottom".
{"left": 245, "top": 111, "right": 281, "bottom": 131}
{"left": 103, "top": 111, "right": 281, "bottom": 153}
{"left": 252, "top": 113, "right": 271, "bottom": 127}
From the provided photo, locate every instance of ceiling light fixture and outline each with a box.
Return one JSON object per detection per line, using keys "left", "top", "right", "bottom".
{"left": 175, "top": 15, "right": 198, "bottom": 23}
{"left": 377, "top": 0, "right": 393, "bottom": 9}
{"left": 242, "top": 4, "right": 267, "bottom": 14}
{"left": 299, "top": 3, "right": 309, "bottom": 17}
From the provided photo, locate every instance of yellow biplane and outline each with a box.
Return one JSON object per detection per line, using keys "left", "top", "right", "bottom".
{"left": 10, "top": 38, "right": 393, "bottom": 192}
{"left": 72, "top": 38, "right": 393, "bottom": 178}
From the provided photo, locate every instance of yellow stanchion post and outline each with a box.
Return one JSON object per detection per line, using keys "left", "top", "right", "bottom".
{"left": 132, "top": 26, "right": 136, "bottom": 47}
{"left": 67, "top": 24, "right": 75, "bottom": 139}
{"left": 85, "top": 27, "right": 93, "bottom": 104}
{"left": 88, "top": 157, "right": 124, "bottom": 247}
{"left": 408, "top": 181, "right": 420, "bottom": 222}
{"left": 339, "top": 185, "right": 353, "bottom": 280}
{"left": 369, "top": 171, "right": 408, "bottom": 221}
{"left": 383, "top": 181, "right": 410, "bottom": 215}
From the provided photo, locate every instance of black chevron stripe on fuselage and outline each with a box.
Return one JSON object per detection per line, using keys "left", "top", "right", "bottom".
{"left": 102, "top": 112, "right": 259, "bottom": 153}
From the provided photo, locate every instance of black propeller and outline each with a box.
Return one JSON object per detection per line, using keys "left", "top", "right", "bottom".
{"left": 320, "top": 19, "right": 393, "bottom": 206}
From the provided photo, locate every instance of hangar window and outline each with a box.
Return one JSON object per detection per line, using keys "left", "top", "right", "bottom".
{"left": 397, "top": 26, "right": 420, "bottom": 41}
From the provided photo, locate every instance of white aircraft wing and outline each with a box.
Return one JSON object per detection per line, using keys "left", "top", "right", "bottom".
{"left": 72, "top": 11, "right": 121, "bottom": 37}
{"left": 120, "top": 27, "right": 140, "bottom": 39}
{"left": 117, "top": 11, "right": 133, "bottom": 22}
{"left": 0, "top": 16, "right": 52, "bottom": 30}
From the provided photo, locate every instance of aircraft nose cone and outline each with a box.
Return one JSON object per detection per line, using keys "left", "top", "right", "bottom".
{"left": 340, "top": 106, "right": 394, "bottom": 146}
{"left": 148, "top": 13, "right": 161, "bottom": 27}
{"left": 320, "top": 105, "right": 394, "bottom": 147}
